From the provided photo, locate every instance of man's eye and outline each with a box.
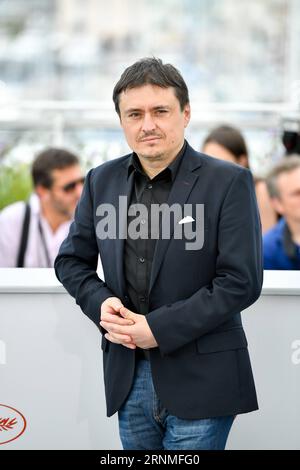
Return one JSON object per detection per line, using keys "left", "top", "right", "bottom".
{"left": 156, "top": 109, "right": 167, "bottom": 114}
{"left": 128, "top": 113, "right": 140, "bottom": 118}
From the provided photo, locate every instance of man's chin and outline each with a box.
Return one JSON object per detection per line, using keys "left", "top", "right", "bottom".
{"left": 59, "top": 208, "right": 74, "bottom": 219}
{"left": 135, "top": 141, "right": 164, "bottom": 156}
{"left": 140, "top": 154, "right": 165, "bottom": 162}
{"left": 137, "top": 146, "right": 165, "bottom": 161}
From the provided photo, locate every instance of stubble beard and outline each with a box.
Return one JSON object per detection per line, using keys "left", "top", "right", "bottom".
{"left": 138, "top": 152, "right": 165, "bottom": 162}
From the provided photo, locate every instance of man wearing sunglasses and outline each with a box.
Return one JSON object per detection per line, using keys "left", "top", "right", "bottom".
{"left": 0, "top": 147, "right": 84, "bottom": 267}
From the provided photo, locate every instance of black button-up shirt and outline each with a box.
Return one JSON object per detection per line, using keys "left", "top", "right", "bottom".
{"left": 124, "top": 141, "right": 187, "bottom": 359}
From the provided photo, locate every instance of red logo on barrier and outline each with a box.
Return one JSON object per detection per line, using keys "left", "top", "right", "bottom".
{"left": 0, "top": 405, "right": 27, "bottom": 445}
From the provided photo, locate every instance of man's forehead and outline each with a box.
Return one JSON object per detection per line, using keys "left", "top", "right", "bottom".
{"left": 52, "top": 165, "right": 81, "bottom": 182}
{"left": 119, "top": 84, "right": 177, "bottom": 107}
{"left": 277, "top": 167, "right": 300, "bottom": 190}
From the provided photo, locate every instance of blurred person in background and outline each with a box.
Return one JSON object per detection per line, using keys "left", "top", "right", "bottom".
{"left": 202, "top": 125, "right": 278, "bottom": 233}
{"left": 0, "top": 148, "right": 84, "bottom": 267}
{"left": 263, "top": 156, "right": 300, "bottom": 270}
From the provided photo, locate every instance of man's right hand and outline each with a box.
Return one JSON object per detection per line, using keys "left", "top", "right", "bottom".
{"left": 100, "top": 297, "right": 136, "bottom": 349}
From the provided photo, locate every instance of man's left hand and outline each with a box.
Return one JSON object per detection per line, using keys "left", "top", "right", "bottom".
{"left": 100, "top": 307, "right": 158, "bottom": 349}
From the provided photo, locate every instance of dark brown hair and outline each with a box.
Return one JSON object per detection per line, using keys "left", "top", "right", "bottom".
{"left": 112, "top": 57, "right": 189, "bottom": 116}
{"left": 31, "top": 148, "right": 80, "bottom": 188}
{"left": 203, "top": 125, "right": 249, "bottom": 167}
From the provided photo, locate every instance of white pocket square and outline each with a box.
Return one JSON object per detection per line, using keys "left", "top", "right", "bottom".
{"left": 178, "top": 216, "right": 195, "bottom": 224}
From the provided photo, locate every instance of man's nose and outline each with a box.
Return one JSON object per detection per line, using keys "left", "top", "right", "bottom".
{"left": 141, "top": 113, "right": 156, "bottom": 133}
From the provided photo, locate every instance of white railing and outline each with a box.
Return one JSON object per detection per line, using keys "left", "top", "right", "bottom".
{"left": 0, "top": 100, "right": 299, "bottom": 130}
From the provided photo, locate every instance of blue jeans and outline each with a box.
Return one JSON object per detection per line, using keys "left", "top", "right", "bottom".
{"left": 118, "top": 359, "right": 235, "bottom": 450}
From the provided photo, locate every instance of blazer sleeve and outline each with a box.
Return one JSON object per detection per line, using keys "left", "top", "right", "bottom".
{"left": 54, "top": 169, "right": 114, "bottom": 330}
{"left": 146, "top": 168, "right": 263, "bottom": 356}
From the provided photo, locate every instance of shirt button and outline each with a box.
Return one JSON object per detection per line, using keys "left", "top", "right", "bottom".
{"left": 139, "top": 296, "right": 146, "bottom": 302}
{"left": 147, "top": 184, "right": 153, "bottom": 189}
{"left": 139, "top": 257, "right": 145, "bottom": 263}
{"left": 141, "top": 219, "right": 146, "bottom": 225}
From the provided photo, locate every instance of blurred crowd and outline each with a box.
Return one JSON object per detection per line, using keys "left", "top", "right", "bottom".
{"left": 0, "top": 124, "right": 300, "bottom": 270}
{"left": 202, "top": 125, "right": 300, "bottom": 270}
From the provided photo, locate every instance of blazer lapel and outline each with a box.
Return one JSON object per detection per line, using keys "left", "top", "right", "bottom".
{"left": 148, "top": 146, "right": 202, "bottom": 295}
{"left": 113, "top": 162, "right": 135, "bottom": 298}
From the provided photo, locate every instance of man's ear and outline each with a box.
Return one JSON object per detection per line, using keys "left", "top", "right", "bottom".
{"left": 270, "top": 196, "right": 284, "bottom": 216}
{"left": 35, "top": 184, "right": 50, "bottom": 201}
{"left": 238, "top": 154, "right": 249, "bottom": 168}
{"left": 183, "top": 104, "right": 191, "bottom": 128}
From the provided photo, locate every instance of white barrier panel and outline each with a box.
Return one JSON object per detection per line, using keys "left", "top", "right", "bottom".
{"left": 0, "top": 269, "right": 300, "bottom": 449}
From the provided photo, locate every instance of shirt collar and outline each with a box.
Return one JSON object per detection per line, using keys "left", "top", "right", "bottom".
{"left": 29, "top": 192, "right": 41, "bottom": 215}
{"left": 127, "top": 140, "right": 187, "bottom": 182}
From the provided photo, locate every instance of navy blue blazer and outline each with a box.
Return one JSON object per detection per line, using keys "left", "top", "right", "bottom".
{"left": 55, "top": 142, "right": 263, "bottom": 419}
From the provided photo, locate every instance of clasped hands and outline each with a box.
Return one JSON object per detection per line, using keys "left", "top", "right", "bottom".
{"left": 100, "top": 297, "right": 158, "bottom": 350}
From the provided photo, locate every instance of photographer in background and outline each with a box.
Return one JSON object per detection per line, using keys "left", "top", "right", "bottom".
{"left": 0, "top": 148, "right": 84, "bottom": 267}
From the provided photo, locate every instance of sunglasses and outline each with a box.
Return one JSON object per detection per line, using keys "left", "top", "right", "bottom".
{"left": 61, "top": 177, "right": 85, "bottom": 193}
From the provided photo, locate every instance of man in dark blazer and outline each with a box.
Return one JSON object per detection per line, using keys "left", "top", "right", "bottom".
{"left": 55, "top": 58, "right": 263, "bottom": 450}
